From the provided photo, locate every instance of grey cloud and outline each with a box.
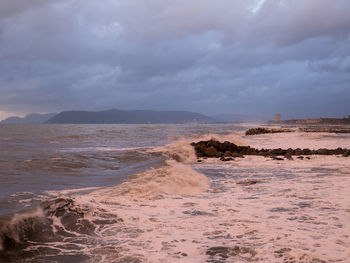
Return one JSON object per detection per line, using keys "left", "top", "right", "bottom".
{"left": 0, "top": 0, "right": 51, "bottom": 20}
{"left": 247, "top": 0, "right": 350, "bottom": 45}
{"left": 0, "top": 0, "right": 349, "bottom": 119}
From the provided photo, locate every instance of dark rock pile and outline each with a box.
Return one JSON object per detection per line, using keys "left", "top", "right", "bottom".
{"left": 191, "top": 139, "right": 350, "bottom": 160}
{"left": 245, "top": 127, "right": 292, "bottom": 136}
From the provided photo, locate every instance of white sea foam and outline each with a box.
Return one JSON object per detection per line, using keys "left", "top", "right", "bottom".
{"left": 82, "top": 153, "right": 350, "bottom": 262}
{"left": 84, "top": 131, "right": 350, "bottom": 262}
{"left": 152, "top": 140, "right": 198, "bottom": 163}
{"left": 244, "top": 131, "right": 350, "bottom": 150}
{"left": 92, "top": 160, "right": 209, "bottom": 200}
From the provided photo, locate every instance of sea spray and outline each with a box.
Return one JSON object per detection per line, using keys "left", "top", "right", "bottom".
{"left": 92, "top": 160, "right": 209, "bottom": 201}
{"left": 0, "top": 208, "right": 46, "bottom": 255}
{"left": 152, "top": 140, "right": 198, "bottom": 163}
{"left": 152, "top": 134, "right": 246, "bottom": 163}
{"left": 197, "top": 133, "right": 247, "bottom": 147}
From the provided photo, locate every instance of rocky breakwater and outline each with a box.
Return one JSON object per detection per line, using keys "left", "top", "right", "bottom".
{"left": 245, "top": 127, "right": 292, "bottom": 136}
{"left": 190, "top": 139, "right": 350, "bottom": 161}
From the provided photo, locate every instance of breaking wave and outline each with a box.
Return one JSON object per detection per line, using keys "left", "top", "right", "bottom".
{"left": 0, "top": 137, "right": 211, "bottom": 262}
{"left": 92, "top": 160, "right": 209, "bottom": 201}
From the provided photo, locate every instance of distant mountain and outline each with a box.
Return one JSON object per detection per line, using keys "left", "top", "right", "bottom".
{"left": 45, "top": 109, "right": 214, "bottom": 124}
{"left": 0, "top": 113, "right": 57, "bottom": 124}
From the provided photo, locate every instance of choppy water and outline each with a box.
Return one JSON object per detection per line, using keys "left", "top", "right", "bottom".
{"left": 1, "top": 124, "right": 350, "bottom": 263}
{"left": 0, "top": 124, "right": 246, "bottom": 215}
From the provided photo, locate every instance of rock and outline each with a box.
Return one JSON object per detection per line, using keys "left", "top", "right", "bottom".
{"left": 223, "top": 151, "right": 232, "bottom": 157}
{"left": 271, "top": 156, "right": 284, "bottom": 161}
{"left": 245, "top": 127, "right": 292, "bottom": 136}
{"left": 284, "top": 152, "right": 293, "bottom": 160}
{"left": 194, "top": 143, "right": 207, "bottom": 157}
{"left": 294, "top": 148, "right": 303, "bottom": 155}
{"left": 317, "top": 148, "right": 330, "bottom": 155}
{"left": 237, "top": 179, "right": 259, "bottom": 186}
{"left": 206, "top": 139, "right": 219, "bottom": 149}
{"left": 286, "top": 148, "right": 293, "bottom": 153}
{"left": 218, "top": 141, "right": 231, "bottom": 152}
{"left": 297, "top": 156, "right": 304, "bottom": 160}
{"left": 205, "top": 146, "right": 217, "bottom": 157}
{"left": 232, "top": 152, "right": 244, "bottom": 158}
{"left": 334, "top": 147, "right": 344, "bottom": 155}
{"left": 302, "top": 148, "right": 312, "bottom": 155}
{"left": 196, "top": 152, "right": 204, "bottom": 158}
{"left": 245, "top": 127, "right": 271, "bottom": 136}
{"left": 236, "top": 146, "right": 245, "bottom": 154}
{"left": 216, "top": 151, "right": 223, "bottom": 158}
{"left": 271, "top": 148, "right": 285, "bottom": 155}
{"left": 258, "top": 151, "right": 269, "bottom": 157}
{"left": 220, "top": 157, "right": 234, "bottom": 161}
{"left": 191, "top": 140, "right": 350, "bottom": 160}
{"left": 246, "top": 148, "right": 258, "bottom": 155}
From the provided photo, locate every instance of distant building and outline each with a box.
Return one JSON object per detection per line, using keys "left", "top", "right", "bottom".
{"left": 274, "top": 114, "right": 281, "bottom": 122}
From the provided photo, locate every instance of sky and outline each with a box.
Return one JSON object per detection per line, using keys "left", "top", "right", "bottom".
{"left": 0, "top": 0, "right": 350, "bottom": 120}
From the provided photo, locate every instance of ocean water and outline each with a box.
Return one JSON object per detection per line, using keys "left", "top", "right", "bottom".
{"left": 0, "top": 124, "right": 350, "bottom": 262}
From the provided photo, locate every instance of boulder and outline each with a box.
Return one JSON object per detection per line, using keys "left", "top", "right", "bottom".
{"left": 294, "top": 148, "right": 303, "bottom": 155}
{"left": 237, "top": 179, "right": 259, "bottom": 186}
{"left": 317, "top": 149, "right": 330, "bottom": 155}
{"left": 223, "top": 151, "right": 232, "bottom": 157}
{"left": 284, "top": 152, "right": 293, "bottom": 160}
{"left": 218, "top": 141, "right": 231, "bottom": 152}
{"left": 302, "top": 148, "right": 312, "bottom": 155}
{"left": 205, "top": 146, "right": 217, "bottom": 157}
{"left": 220, "top": 157, "right": 234, "bottom": 161}
{"left": 245, "top": 127, "right": 271, "bottom": 136}
{"left": 216, "top": 151, "right": 223, "bottom": 158}
{"left": 271, "top": 156, "right": 284, "bottom": 161}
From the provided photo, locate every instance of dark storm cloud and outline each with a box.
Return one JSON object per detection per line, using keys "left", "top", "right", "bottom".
{"left": 0, "top": 0, "right": 350, "bottom": 119}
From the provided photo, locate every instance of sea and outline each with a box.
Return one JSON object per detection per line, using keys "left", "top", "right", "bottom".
{"left": 0, "top": 123, "right": 349, "bottom": 263}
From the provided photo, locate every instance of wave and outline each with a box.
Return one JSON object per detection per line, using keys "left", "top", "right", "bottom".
{"left": 0, "top": 196, "right": 121, "bottom": 262}
{"left": 151, "top": 140, "right": 198, "bottom": 163}
{"left": 91, "top": 160, "right": 209, "bottom": 201}
{"left": 0, "top": 137, "right": 211, "bottom": 261}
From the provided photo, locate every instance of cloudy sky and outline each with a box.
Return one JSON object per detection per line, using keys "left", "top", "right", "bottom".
{"left": 0, "top": 0, "right": 350, "bottom": 120}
